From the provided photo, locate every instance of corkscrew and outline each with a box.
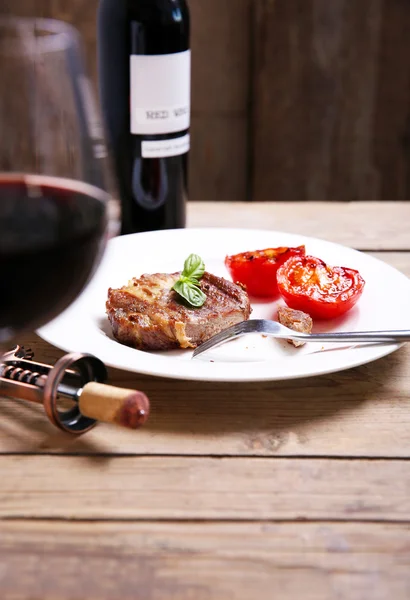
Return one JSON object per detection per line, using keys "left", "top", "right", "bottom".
{"left": 0, "top": 346, "right": 150, "bottom": 434}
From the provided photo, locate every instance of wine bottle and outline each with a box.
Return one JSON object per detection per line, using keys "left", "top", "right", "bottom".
{"left": 97, "top": 0, "right": 190, "bottom": 235}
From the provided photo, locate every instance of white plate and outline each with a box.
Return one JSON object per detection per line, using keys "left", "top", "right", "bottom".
{"left": 38, "top": 228, "right": 410, "bottom": 382}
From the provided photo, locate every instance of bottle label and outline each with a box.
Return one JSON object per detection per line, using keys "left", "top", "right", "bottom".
{"left": 130, "top": 50, "right": 191, "bottom": 136}
{"left": 141, "top": 134, "right": 190, "bottom": 158}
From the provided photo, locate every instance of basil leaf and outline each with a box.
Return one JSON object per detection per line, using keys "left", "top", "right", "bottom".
{"left": 185, "top": 284, "right": 207, "bottom": 307}
{"left": 173, "top": 280, "right": 206, "bottom": 308}
{"left": 182, "top": 254, "right": 205, "bottom": 282}
{"left": 172, "top": 253, "right": 207, "bottom": 307}
{"left": 172, "top": 280, "right": 191, "bottom": 300}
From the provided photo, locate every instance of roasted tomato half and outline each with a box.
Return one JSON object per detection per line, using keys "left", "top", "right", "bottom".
{"left": 276, "top": 255, "right": 365, "bottom": 320}
{"left": 225, "top": 246, "right": 306, "bottom": 297}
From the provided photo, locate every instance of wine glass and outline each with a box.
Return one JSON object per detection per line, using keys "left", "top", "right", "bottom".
{"left": 0, "top": 17, "right": 119, "bottom": 352}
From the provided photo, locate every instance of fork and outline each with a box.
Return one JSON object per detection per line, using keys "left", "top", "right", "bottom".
{"left": 192, "top": 319, "right": 410, "bottom": 358}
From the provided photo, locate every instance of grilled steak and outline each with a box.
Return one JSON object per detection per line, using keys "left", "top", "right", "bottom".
{"left": 107, "top": 271, "right": 251, "bottom": 351}
{"left": 277, "top": 306, "right": 313, "bottom": 347}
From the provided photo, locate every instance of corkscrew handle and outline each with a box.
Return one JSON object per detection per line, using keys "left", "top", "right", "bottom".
{"left": 41, "top": 352, "right": 151, "bottom": 434}
{"left": 1, "top": 347, "right": 150, "bottom": 434}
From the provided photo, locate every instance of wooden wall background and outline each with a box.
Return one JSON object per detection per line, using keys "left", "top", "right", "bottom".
{"left": 4, "top": 0, "right": 410, "bottom": 201}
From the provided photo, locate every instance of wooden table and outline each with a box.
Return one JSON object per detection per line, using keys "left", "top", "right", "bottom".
{"left": 1, "top": 202, "right": 410, "bottom": 600}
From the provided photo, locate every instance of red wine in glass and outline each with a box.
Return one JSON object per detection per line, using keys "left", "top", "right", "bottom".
{"left": 0, "top": 18, "right": 119, "bottom": 346}
{"left": 0, "top": 175, "right": 108, "bottom": 342}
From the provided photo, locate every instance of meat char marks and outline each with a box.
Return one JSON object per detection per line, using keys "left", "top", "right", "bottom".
{"left": 107, "top": 271, "right": 251, "bottom": 351}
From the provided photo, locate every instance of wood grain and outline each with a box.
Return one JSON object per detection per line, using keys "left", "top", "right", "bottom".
{"left": 188, "top": 202, "right": 410, "bottom": 249}
{"left": 190, "top": 0, "right": 251, "bottom": 114}
{"left": 1, "top": 0, "right": 51, "bottom": 17}
{"left": 189, "top": 0, "right": 251, "bottom": 200}
{"left": 252, "top": 0, "right": 410, "bottom": 201}
{"left": 2, "top": 341, "right": 410, "bottom": 459}
{"left": 1, "top": 455, "right": 410, "bottom": 520}
{"left": 190, "top": 115, "right": 248, "bottom": 200}
{"left": 1, "top": 521, "right": 409, "bottom": 600}
{"left": 7, "top": 0, "right": 410, "bottom": 201}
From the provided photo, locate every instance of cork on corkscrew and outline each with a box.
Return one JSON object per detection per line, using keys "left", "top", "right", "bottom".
{"left": 0, "top": 346, "right": 150, "bottom": 434}
{"left": 78, "top": 383, "right": 149, "bottom": 430}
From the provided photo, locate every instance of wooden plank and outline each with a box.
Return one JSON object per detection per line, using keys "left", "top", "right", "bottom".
{"left": 2, "top": 340, "right": 410, "bottom": 459}
{"left": 190, "top": 0, "right": 251, "bottom": 113}
{"left": 1, "top": 0, "right": 51, "bottom": 17}
{"left": 1, "top": 456, "right": 410, "bottom": 520}
{"left": 252, "top": 0, "right": 410, "bottom": 201}
{"left": 373, "top": 0, "right": 410, "bottom": 200}
{"left": 189, "top": 116, "right": 247, "bottom": 200}
{"left": 1, "top": 521, "right": 410, "bottom": 600}
{"left": 189, "top": 0, "right": 251, "bottom": 200}
{"left": 187, "top": 202, "right": 410, "bottom": 250}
